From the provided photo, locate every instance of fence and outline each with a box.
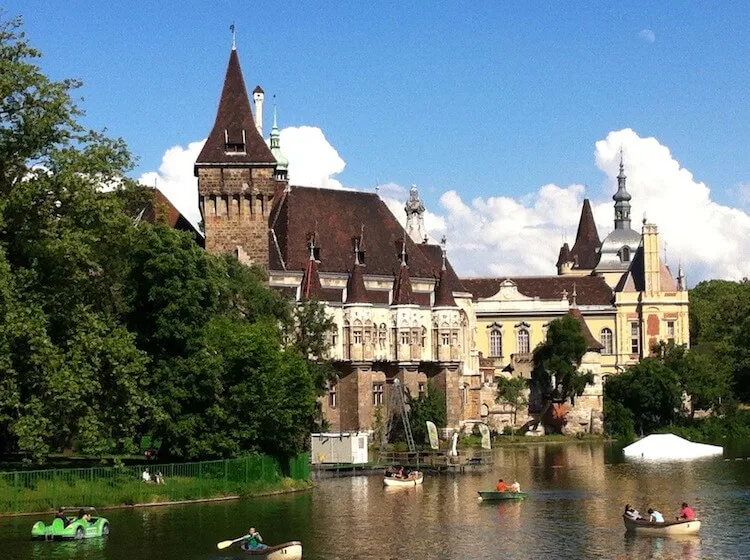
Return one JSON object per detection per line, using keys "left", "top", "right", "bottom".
{"left": 0, "top": 453, "right": 309, "bottom": 515}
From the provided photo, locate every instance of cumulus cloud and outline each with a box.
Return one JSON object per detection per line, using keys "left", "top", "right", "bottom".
{"left": 142, "top": 126, "right": 750, "bottom": 283}
{"left": 639, "top": 29, "right": 656, "bottom": 43}
{"left": 139, "top": 126, "right": 345, "bottom": 229}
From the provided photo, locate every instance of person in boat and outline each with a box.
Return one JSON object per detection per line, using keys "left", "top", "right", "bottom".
{"left": 385, "top": 466, "right": 396, "bottom": 477}
{"left": 54, "top": 507, "right": 70, "bottom": 527}
{"left": 496, "top": 479, "right": 508, "bottom": 492}
{"left": 679, "top": 502, "right": 696, "bottom": 521}
{"left": 624, "top": 504, "right": 641, "bottom": 520}
{"left": 647, "top": 508, "right": 664, "bottom": 523}
{"left": 241, "top": 527, "right": 268, "bottom": 551}
{"left": 509, "top": 481, "right": 521, "bottom": 493}
{"left": 396, "top": 466, "right": 405, "bottom": 479}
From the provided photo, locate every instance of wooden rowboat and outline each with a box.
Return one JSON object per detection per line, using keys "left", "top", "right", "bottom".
{"left": 622, "top": 515, "right": 701, "bottom": 536}
{"left": 242, "top": 541, "right": 303, "bottom": 560}
{"left": 383, "top": 472, "right": 424, "bottom": 487}
{"left": 477, "top": 491, "right": 528, "bottom": 501}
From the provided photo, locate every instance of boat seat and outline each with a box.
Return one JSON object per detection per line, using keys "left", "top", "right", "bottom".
{"left": 51, "top": 518, "right": 65, "bottom": 531}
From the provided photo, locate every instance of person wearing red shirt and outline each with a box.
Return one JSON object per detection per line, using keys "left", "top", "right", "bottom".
{"left": 679, "top": 502, "right": 696, "bottom": 521}
{"left": 496, "top": 479, "right": 508, "bottom": 492}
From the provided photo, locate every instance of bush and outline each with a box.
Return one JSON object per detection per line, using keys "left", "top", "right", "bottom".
{"left": 603, "top": 400, "right": 636, "bottom": 442}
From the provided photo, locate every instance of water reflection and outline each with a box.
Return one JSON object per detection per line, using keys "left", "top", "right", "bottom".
{"left": 2, "top": 442, "right": 749, "bottom": 559}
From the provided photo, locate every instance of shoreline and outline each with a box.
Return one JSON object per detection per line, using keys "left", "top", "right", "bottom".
{"left": 0, "top": 482, "right": 313, "bottom": 519}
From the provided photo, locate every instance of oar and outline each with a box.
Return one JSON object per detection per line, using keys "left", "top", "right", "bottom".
{"left": 217, "top": 535, "right": 246, "bottom": 550}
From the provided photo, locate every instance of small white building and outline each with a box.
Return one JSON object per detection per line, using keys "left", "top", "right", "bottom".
{"left": 311, "top": 432, "right": 369, "bottom": 465}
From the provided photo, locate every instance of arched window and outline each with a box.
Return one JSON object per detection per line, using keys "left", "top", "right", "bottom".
{"left": 621, "top": 246, "right": 630, "bottom": 262}
{"left": 489, "top": 329, "right": 502, "bottom": 357}
{"left": 600, "top": 328, "right": 613, "bottom": 355}
{"left": 517, "top": 328, "right": 530, "bottom": 354}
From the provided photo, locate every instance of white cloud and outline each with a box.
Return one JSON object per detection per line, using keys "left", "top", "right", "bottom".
{"left": 142, "top": 126, "right": 750, "bottom": 283}
{"left": 639, "top": 29, "right": 656, "bottom": 44}
{"left": 280, "top": 126, "right": 345, "bottom": 189}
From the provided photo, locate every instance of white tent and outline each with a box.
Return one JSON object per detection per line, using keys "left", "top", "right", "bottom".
{"left": 623, "top": 433, "right": 723, "bottom": 460}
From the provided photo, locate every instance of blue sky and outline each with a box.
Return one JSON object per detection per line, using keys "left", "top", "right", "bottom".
{"left": 7, "top": 2, "right": 750, "bottom": 280}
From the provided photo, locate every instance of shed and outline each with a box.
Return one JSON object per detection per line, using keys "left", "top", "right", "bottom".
{"left": 623, "top": 433, "right": 723, "bottom": 460}
{"left": 311, "top": 432, "right": 369, "bottom": 465}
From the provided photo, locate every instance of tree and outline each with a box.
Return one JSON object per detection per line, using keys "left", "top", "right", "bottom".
{"left": 495, "top": 376, "right": 528, "bottom": 427}
{"left": 531, "top": 315, "right": 593, "bottom": 405}
{"left": 603, "top": 358, "right": 681, "bottom": 435}
{"left": 405, "top": 383, "right": 446, "bottom": 446}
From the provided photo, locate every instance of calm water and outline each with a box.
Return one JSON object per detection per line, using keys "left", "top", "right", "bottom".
{"left": 3, "top": 442, "right": 750, "bottom": 560}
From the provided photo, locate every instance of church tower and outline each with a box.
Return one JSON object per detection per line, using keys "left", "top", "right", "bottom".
{"left": 194, "top": 44, "right": 286, "bottom": 267}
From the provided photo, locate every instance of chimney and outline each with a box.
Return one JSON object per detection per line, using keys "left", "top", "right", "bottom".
{"left": 253, "top": 85, "right": 265, "bottom": 136}
{"left": 642, "top": 222, "right": 661, "bottom": 295}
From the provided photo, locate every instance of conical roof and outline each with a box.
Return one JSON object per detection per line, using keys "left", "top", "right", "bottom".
{"left": 569, "top": 199, "right": 601, "bottom": 269}
{"left": 195, "top": 49, "right": 276, "bottom": 168}
{"left": 567, "top": 307, "right": 604, "bottom": 351}
{"left": 300, "top": 252, "right": 323, "bottom": 301}
{"left": 434, "top": 257, "right": 457, "bottom": 307}
{"left": 345, "top": 261, "right": 369, "bottom": 304}
{"left": 392, "top": 262, "right": 415, "bottom": 305}
{"left": 556, "top": 242, "right": 571, "bottom": 268}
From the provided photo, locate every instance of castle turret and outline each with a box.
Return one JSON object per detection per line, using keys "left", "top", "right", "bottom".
{"left": 270, "top": 104, "right": 289, "bottom": 181}
{"left": 253, "top": 85, "right": 264, "bottom": 137}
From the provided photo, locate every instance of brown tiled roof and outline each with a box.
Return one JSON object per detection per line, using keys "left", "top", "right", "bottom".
{"left": 556, "top": 243, "right": 571, "bottom": 268}
{"left": 140, "top": 189, "right": 204, "bottom": 246}
{"left": 567, "top": 199, "right": 600, "bottom": 269}
{"left": 418, "top": 243, "right": 466, "bottom": 293}
{"left": 345, "top": 263, "right": 369, "bottom": 304}
{"left": 434, "top": 266, "right": 457, "bottom": 306}
{"left": 568, "top": 308, "right": 604, "bottom": 351}
{"left": 392, "top": 262, "right": 415, "bottom": 305}
{"left": 269, "top": 187, "right": 444, "bottom": 278}
{"left": 461, "top": 275, "right": 613, "bottom": 306}
{"left": 300, "top": 255, "right": 323, "bottom": 301}
{"left": 195, "top": 49, "right": 276, "bottom": 168}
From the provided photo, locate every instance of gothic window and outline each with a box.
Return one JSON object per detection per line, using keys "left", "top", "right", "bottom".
{"left": 621, "top": 246, "right": 631, "bottom": 262}
{"left": 517, "top": 328, "right": 530, "bottom": 354}
{"left": 667, "top": 321, "right": 676, "bottom": 345}
{"left": 353, "top": 329, "right": 362, "bottom": 345}
{"left": 411, "top": 329, "right": 420, "bottom": 346}
{"left": 441, "top": 332, "right": 450, "bottom": 346}
{"left": 489, "top": 329, "right": 502, "bottom": 357}
{"left": 451, "top": 331, "right": 458, "bottom": 346}
{"left": 421, "top": 326, "right": 427, "bottom": 347}
{"left": 378, "top": 324, "right": 387, "bottom": 349}
{"left": 372, "top": 383, "right": 384, "bottom": 405}
{"left": 600, "top": 328, "right": 613, "bottom": 355}
{"left": 400, "top": 331, "right": 410, "bottom": 346}
{"left": 630, "top": 322, "right": 640, "bottom": 355}
{"left": 418, "top": 382, "right": 426, "bottom": 397}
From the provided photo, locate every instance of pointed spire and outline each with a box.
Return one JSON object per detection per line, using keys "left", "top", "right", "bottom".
{"left": 269, "top": 100, "right": 289, "bottom": 176}
{"left": 392, "top": 243, "right": 414, "bottom": 305}
{"left": 300, "top": 239, "right": 323, "bottom": 301}
{"left": 613, "top": 148, "right": 633, "bottom": 230}
{"left": 677, "top": 260, "right": 686, "bottom": 291}
{"left": 195, "top": 48, "right": 276, "bottom": 168}
{"left": 571, "top": 282, "right": 578, "bottom": 308}
{"left": 345, "top": 242, "right": 368, "bottom": 304}
{"left": 567, "top": 199, "right": 601, "bottom": 269}
{"left": 556, "top": 242, "right": 571, "bottom": 268}
{"left": 434, "top": 237, "right": 456, "bottom": 307}
{"left": 568, "top": 307, "right": 604, "bottom": 351}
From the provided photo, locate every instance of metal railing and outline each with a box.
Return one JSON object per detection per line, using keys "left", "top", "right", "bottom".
{"left": 0, "top": 453, "right": 309, "bottom": 514}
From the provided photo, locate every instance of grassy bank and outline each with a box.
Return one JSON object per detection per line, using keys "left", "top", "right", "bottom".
{"left": 0, "top": 454, "right": 311, "bottom": 515}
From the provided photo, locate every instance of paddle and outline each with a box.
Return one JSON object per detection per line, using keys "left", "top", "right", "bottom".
{"left": 216, "top": 535, "right": 246, "bottom": 550}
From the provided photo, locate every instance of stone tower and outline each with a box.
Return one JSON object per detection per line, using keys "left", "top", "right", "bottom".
{"left": 194, "top": 46, "right": 285, "bottom": 267}
{"left": 405, "top": 185, "right": 427, "bottom": 244}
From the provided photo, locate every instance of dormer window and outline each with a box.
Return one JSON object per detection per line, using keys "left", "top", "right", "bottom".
{"left": 312, "top": 246, "right": 321, "bottom": 261}
{"left": 621, "top": 246, "right": 630, "bottom": 262}
{"left": 224, "top": 129, "right": 247, "bottom": 154}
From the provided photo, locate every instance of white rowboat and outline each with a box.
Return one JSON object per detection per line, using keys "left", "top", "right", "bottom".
{"left": 383, "top": 472, "right": 424, "bottom": 487}
{"left": 623, "top": 515, "right": 701, "bottom": 536}
{"left": 242, "top": 541, "right": 303, "bottom": 560}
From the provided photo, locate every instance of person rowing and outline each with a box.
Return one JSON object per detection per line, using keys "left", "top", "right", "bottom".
{"left": 241, "top": 527, "right": 268, "bottom": 551}
{"left": 496, "top": 479, "right": 508, "bottom": 492}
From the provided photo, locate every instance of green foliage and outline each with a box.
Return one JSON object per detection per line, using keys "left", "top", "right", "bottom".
{"left": 603, "top": 358, "right": 681, "bottom": 435}
{"left": 603, "top": 400, "right": 636, "bottom": 441}
{"left": 495, "top": 376, "right": 528, "bottom": 424}
{"left": 0, "top": 17, "right": 326, "bottom": 462}
{"left": 406, "top": 383, "right": 447, "bottom": 445}
{"left": 532, "top": 315, "right": 593, "bottom": 404}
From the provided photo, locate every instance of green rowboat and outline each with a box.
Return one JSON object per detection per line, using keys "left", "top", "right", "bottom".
{"left": 477, "top": 490, "right": 528, "bottom": 501}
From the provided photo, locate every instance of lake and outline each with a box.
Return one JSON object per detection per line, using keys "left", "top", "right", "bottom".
{"left": 2, "top": 441, "right": 750, "bottom": 559}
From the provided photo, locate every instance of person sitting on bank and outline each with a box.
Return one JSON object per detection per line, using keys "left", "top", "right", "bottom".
{"left": 496, "top": 479, "right": 508, "bottom": 492}
{"left": 241, "top": 527, "right": 268, "bottom": 551}
{"left": 142, "top": 468, "right": 151, "bottom": 483}
{"left": 54, "top": 507, "right": 70, "bottom": 527}
{"left": 647, "top": 508, "right": 664, "bottom": 523}
{"left": 624, "top": 504, "right": 641, "bottom": 520}
{"left": 679, "top": 502, "right": 696, "bottom": 521}
{"left": 510, "top": 481, "right": 521, "bottom": 493}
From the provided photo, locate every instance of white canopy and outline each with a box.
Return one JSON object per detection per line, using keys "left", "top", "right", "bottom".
{"left": 623, "top": 433, "right": 723, "bottom": 460}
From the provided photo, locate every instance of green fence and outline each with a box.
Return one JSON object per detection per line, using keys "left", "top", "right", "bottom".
{"left": 0, "top": 453, "right": 309, "bottom": 514}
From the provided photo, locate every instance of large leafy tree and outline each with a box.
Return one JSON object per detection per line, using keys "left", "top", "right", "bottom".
{"left": 495, "top": 376, "right": 528, "bottom": 427}
{"left": 406, "top": 383, "right": 447, "bottom": 446}
{"left": 531, "top": 315, "right": 593, "bottom": 405}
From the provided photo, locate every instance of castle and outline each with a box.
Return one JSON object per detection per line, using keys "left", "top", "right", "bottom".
{"left": 184, "top": 44, "right": 689, "bottom": 435}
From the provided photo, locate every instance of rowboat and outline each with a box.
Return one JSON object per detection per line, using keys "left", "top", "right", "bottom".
{"left": 622, "top": 515, "right": 701, "bottom": 536}
{"left": 383, "top": 472, "right": 424, "bottom": 487}
{"left": 242, "top": 541, "right": 303, "bottom": 560}
{"left": 477, "top": 491, "right": 528, "bottom": 501}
